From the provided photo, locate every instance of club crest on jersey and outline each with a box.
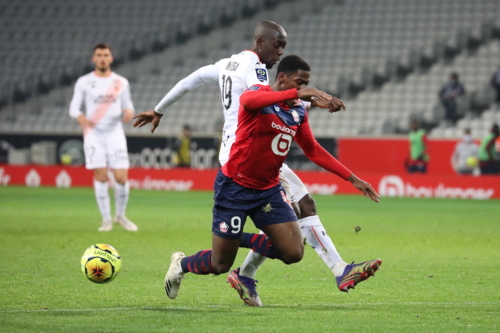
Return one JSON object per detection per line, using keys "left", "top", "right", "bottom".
{"left": 292, "top": 110, "right": 300, "bottom": 123}
{"left": 255, "top": 68, "right": 268, "bottom": 82}
{"left": 219, "top": 222, "right": 229, "bottom": 233}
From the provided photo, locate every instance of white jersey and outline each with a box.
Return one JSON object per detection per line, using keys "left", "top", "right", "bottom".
{"left": 69, "top": 72, "right": 134, "bottom": 133}
{"left": 155, "top": 50, "right": 269, "bottom": 163}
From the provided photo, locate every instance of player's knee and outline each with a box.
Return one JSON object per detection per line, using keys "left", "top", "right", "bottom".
{"left": 282, "top": 244, "right": 304, "bottom": 265}
{"left": 298, "top": 194, "right": 316, "bottom": 218}
{"left": 94, "top": 175, "right": 108, "bottom": 183}
{"left": 114, "top": 175, "right": 127, "bottom": 184}
{"left": 211, "top": 262, "right": 232, "bottom": 275}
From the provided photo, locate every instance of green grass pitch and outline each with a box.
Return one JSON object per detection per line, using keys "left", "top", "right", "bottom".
{"left": 0, "top": 186, "right": 499, "bottom": 332}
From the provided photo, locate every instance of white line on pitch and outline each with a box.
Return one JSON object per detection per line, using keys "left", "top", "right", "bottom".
{"left": 0, "top": 302, "right": 498, "bottom": 313}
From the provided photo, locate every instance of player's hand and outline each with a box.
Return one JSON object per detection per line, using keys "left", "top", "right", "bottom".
{"left": 132, "top": 110, "right": 163, "bottom": 133}
{"left": 297, "top": 87, "right": 332, "bottom": 104}
{"left": 122, "top": 109, "right": 134, "bottom": 123}
{"left": 77, "top": 114, "right": 91, "bottom": 129}
{"left": 312, "top": 96, "right": 346, "bottom": 113}
{"left": 347, "top": 174, "right": 380, "bottom": 203}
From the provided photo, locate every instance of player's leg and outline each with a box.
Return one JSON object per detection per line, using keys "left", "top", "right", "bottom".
{"left": 107, "top": 130, "right": 137, "bottom": 231}
{"left": 111, "top": 168, "right": 137, "bottom": 231}
{"left": 164, "top": 234, "right": 241, "bottom": 300}
{"left": 281, "top": 164, "right": 348, "bottom": 275}
{"left": 283, "top": 165, "right": 382, "bottom": 292}
{"left": 238, "top": 173, "right": 298, "bottom": 279}
{"left": 228, "top": 184, "right": 304, "bottom": 306}
{"left": 93, "top": 167, "right": 112, "bottom": 231}
{"left": 165, "top": 213, "right": 245, "bottom": 300}
{"left": 84, "top": 132, "right": 112, "bottom": 231}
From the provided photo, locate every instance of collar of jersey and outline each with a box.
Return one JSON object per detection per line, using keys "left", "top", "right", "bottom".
{"left": 245, "top": 50, "right": 262, "bottom": 62}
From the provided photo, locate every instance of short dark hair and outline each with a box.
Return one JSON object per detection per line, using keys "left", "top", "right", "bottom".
{"left": 276, "top": 55, "right": 310, "bottom": 78}
{"left": 493, "top": 123, "right": 499, "bottom": 136}
{"left": 93, "top": 43, "right": 112, "bottom": 52}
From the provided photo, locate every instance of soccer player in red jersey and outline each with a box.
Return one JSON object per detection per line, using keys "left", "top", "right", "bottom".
{"left": 164, "top": 55, "right": 382, "bottom": 305}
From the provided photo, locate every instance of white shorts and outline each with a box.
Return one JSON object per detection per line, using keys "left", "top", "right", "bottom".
{"left": 280, "top": 163, "right": 310, "bottom": 202}
{"left": 83, "top": 128, "right": 129, "bottom": 170}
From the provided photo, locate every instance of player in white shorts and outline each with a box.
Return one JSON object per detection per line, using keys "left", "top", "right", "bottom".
{"left": 133, "top": 21, "right": 381, "bottom": 305}
{"left": 69, "top": 43, "right": 138, "bottom": 232}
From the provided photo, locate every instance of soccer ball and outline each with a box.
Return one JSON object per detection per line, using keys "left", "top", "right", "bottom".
{"left": 80, "top": 244, "right": 122, "bottom": 283}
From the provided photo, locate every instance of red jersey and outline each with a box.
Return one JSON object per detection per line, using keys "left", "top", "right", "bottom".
{"left": 222, "top": 85, "right": 352, "bottom": 190}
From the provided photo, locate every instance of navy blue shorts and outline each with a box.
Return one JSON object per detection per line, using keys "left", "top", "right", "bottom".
{"left": 212, "top": 170, "right": 298, "bottom": 240}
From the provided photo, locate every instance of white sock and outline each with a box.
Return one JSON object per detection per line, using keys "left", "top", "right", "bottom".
{"left": 94, "top": 180, "right": 112, "bottom": 221}
{"left": 239, "top": 230, "right": 267, "bottom": 279}
{"left": 299, "top": 215, "right": 347, "bottom": 277}
{"left": 114, "top": 181, "right": 130, "bottom": 217}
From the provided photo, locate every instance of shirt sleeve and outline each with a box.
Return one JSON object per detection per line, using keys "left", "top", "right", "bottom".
{"left": 154, "top": 59, "right": 225, "bottom": 114}
{"left": 240, "top": 85, "right": 298, "bottom": 113}
{"left": 121, "top": 80, "right": 135, "bottom": 112}
{"left": 245, "top": 63, "right": 270, "bottom": 88}
{"left": 295, "top": 113, "right": 352, "bottom": 180}
{"left": 69, "top": 78, "right": 85, "bottom": 118}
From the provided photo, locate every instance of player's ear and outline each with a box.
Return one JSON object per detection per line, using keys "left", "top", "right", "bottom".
{"left": 277, "top": 72, "right": 286, "bottom": 84}
{"left": 256, "top": 37, "right": 264, "bottom": 50}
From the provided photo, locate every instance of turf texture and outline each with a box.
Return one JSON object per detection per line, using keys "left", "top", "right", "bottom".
{"left": 0, "top": 186, "right": 499, "bottom": 332}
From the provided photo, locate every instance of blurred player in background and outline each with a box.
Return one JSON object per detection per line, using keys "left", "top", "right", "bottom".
{"left": 478, "top": 123, "right": 500, "bottom": 174}
{"left": 163, "top": 55, "right": 381, "bottom": 305}
{"left": 134, "top": 21, "right": 381, "bottom": 305}
{"left": 407, "top": 119, "right": 429, "bottom": 174}
{"left": 69, "top": 43, "right": 138, "bottom": 232}
{"left": 451, "top": 128, "right": 479, "bottom": 175}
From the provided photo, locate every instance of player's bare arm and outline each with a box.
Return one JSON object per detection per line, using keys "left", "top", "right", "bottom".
{"left": 347, "top": 174, "right": 380, "bottom": 203}
{"left": 132, "top": 110, "right": 163, "bottom": 133}
{"left": 122, "top": 109, "right": 134, "bottom": 123}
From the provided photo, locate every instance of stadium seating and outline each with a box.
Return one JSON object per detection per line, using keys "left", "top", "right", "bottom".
{"left": 308, "top": 40, "right": 500, "bottom": 138}
{"left": 0, "top": 0, "right": 285, "bottom": 106}
{"left": 2, "top": 0, "right": 500, "bottom": 139}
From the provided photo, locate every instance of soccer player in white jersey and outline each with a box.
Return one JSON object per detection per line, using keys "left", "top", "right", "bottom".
{"left": 69, "top": 43, "right": 138, "bottom": 232}
{"left": 133, "top": 21, "right": 380, "bottom": 305}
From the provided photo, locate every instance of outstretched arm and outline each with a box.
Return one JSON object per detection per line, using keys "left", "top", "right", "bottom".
{"left": 133, "top": 61, "right": 224, "bottom": 133}
{"left": 295, "top": 115, "right": 380, "bottom": 202}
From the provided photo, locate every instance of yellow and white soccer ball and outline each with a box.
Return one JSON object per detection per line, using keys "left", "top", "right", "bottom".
{"left": 80, "top": 244, "right": 122, "bottom": 283}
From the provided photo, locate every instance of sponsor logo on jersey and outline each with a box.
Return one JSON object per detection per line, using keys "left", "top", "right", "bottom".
{"left": 219, "top": 222, "right": 229, "bottom": 233}
{"left": 271, "top": 121, "right": 296, "bottom": 136}
{"left": 255, "top": 68, "right": 268, "bottom": 82}
{"left": 271, "top": 133, "right": 293, "bottom": 156}
{"left": 94, "top": 94, "right": 117, "bottom": 104}
{"left": 248, "top": 86, "right": 261, "bottom": 91}
{"left": 274, "top": 106, "right": 280, "bottom": 112}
